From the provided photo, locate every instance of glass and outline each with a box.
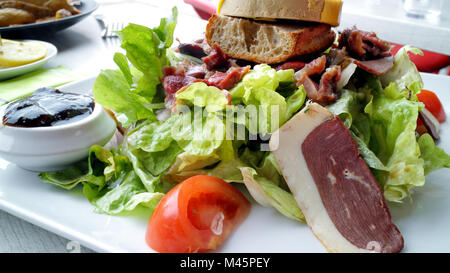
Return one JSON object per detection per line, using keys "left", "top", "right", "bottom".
{"left": 403, "top": 0, "right": 444, "bottom": 19}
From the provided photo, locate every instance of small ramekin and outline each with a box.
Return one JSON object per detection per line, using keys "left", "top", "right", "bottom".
{"left": 0, "top": 103, "right": 116, "bottom": 172}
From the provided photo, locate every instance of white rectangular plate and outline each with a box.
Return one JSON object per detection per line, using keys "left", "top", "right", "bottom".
{"left": 0, "top": 73, "right": 449, "bottom": 253}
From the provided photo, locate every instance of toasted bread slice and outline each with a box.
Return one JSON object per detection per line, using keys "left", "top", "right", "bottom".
{"left": 205, "top": 15, "right": 336, "bottom": 64}
{"left": 218, "top": 0, "right": 343, "bottom": 27}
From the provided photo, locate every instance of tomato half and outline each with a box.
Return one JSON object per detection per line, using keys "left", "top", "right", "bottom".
{"left": 417, "top": 89, "right": 446, "bottom": 123}
{"left": 145, "top": 175, "right": 251, "bottom": 253}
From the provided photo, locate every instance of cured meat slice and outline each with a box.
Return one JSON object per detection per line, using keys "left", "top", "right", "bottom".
{"left": 270, "top": 103, "right": 404, "bottom": 253}
{"left": 199, "top": 66, "right": 250, "bottom": 90}
{"left": 339, "top": 27, "right": 391, "bottom": 60}
{"left": 178, "top": 42, "right": 207, "bottom": 59}
{"left": 353, "top": 56, "right": 394, "bottom": 75}
{"left": 294, "top": 56, "right": 327, "bottom": 83}
{"left": 294, "top": 57, "right": 341, "bottom": 104}
{"left": 274, "top": 61, "right": 306, "bottom": 72}
{"left": 202, "top": 44, "right": 229, "bottom": 70}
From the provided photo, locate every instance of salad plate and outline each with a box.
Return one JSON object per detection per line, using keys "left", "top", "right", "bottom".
{"left": 0, "top": 72, "right": 449, "bottom": 253}
{"left": 0, "top": 40, "right": 57, "bottom": 81}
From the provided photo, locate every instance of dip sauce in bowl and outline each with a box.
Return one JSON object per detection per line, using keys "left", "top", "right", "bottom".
{"left": 0, "top": 87, "right": 116, "bottom": 172}
{"left": 2, "top": 87, "right": 95, "bottom": 127}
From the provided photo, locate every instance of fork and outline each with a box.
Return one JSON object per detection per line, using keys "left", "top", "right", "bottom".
{"left": 95, "top": 15, "right": 126, "bottom": 39}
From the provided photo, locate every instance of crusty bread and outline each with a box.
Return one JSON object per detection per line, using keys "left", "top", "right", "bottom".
{"left": 218, "top": 0, "right": 343, "bottom": 26}
{"left": 205, "top": 15, "right": 336, "bottom": 64}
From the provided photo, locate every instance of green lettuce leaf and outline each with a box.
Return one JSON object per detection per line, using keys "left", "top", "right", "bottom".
{"left": 83, "top": 171, "right": 164, "bottom": 215}
{"left": 176, "top": 82, "right": 229, "bottom": 112}
{"left": 418, "top": 134, "right": 450, "bottom": 175}
{"left": 240, "top": 167, "right": 304, "bottom": 222}
{"left": 327, "top": 89, "right": 386, "bottom": 170}
{"left": 229, "top": 64, "right": 306, "bottom": 134}
{"left": 127, "top": 116, "right": 178, "bottom": 153}
{"left": 285, "top": 85, "right": 306, "bottom": 120}
{"left": 165, "top": 155, "right": 245, "bottom": 184}
{"left": 327, "top": 89, "right": 363, "bottom": 128}
{"left": 383, "top": 123, "right": 425, "bottom": 202}
{"left": 380, "top": 46, "right": 424, "bottom": 99}
{"left": 39, "top": 146, "right": 165, "bottom": 215}
{"left": 172, "top": 111, "right": 225, "bottom": 157}
{"left": 326, "top": 45, "right": 450, "bottom": 203}
{"left": 364, "top": 82, "right": 425, "bottom": 202}
{"left": 92, "top": 7, "right": 178, "bottom": 127}
{"left": 40, "top": 145, "right": 131, "bottom": 190}
{"left": 93, "top": 69, "right": 156, "bottom": 127}
{"left": 125, "top": 115, "right": 185, "bottom": 191}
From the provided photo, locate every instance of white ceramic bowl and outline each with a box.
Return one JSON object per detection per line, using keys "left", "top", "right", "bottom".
{"left": 0, "top": 103, "right": 116, "bottom": 172}
{"left": 0, "top": 40, "right": 58, "bottom": 81}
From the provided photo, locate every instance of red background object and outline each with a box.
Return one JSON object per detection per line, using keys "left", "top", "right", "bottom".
{"left": 184, "top": 0, "right": 216, "bottom": 20}
{"left": 390, "top": 43, "right": 450, "bottom": 73}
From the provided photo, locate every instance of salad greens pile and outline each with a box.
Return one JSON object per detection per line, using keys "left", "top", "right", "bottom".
{"left": 328, "top": 46, "right": 450, "bottom": 202}
{"left": 40, "top": 7, "right": 450, "bottom": 219}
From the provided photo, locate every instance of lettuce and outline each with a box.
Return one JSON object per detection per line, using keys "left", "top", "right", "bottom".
{"left": 327, "top": 90, "right": 386, "bottom": 170}
{"left": 418, "top": 134, "right": 450, "bottom": 175}
{"left": 127, "top": 116, "right": 178, "bottom": 153}
{"left": 171, "top": 111, "right": 226, "bottom": 157}
{"left": 176, "top": 82, "right": 229, "bottom": 112}
{"left": 40, "top": 146, "right": 165, "bottom": 215}
{"left": 240, "top": 167, "right": 304, "bottom": 222}
{"left": 327, "top": 89, "right": 364, "bottom": 128}
{"left": 229, "top": 64, "right": 306, "bottom": 134}
{"left": 40, "top": 145, "right": 131, "bottom": 190}
{"left": 285, "top": 85, "right": 306, "bottom": 120}
{"left": 165, "top": 154, "right": 245, "bottom": 184}
{"left": 383, "top": 122, "right": 425, "bottom": 201}
{"left": 83, "top": 171, "right": 164, "bottom": 215}
{"left": 362, "top": 81, "right": 425, "bottom": 202}
{"left": 360, "top": 46, "right": 450, "bottom": 202}
{"left": 93, "top": 70, "right": 156, "bottom": 127}
{"left": 326, "top": 46, "right": 450, "bottom": 203}
{"left": 92, "top": 7, "right": 178, "bottom": 127}
{"left": 237, "top": 147, "right": 303, "bottom": 221}
{"left": 365, "top": 93, "right": 423, "bottom": 162}
{"left": 380, "top": 46, "right": 424, "bottom": 99}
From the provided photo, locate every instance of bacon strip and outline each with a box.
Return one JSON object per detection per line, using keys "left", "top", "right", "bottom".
{"left": 295, "top": 56, "right": 327, "bottom": 83}
{"left": 274, "top": 61, "right": 306, "bottom": 72}
{"left": 200, "top": 66, "right": 250, "bottom": 90}
{"left": 353, "top": 56, "right": 394, "bottom": 75}
{"left": 339, "top": 27, "right": 392, "bottom": 61}
{"left": 178, "top": 42, "right": 207, "bottom": 59}
{"left": 294, "top": 56, "right": 341, "bottom": 104}
{"left": 202, "top": 44, "right": 229, "bottom": 70}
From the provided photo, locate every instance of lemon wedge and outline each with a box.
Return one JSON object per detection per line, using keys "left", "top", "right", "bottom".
{"left": 0, "top": 39, "right": 48, "bottom": 68}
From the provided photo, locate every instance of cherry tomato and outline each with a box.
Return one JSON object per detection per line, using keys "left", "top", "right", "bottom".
{"left": 145, "top": 175, "right": 251, "bottom": 253}
{"left": 417, "top": 89, "right": 446, "bottom": 123}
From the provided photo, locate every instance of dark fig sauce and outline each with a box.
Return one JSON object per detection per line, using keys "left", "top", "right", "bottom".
{"left": 2, "top": 87, "right": 95, "bottom": 128}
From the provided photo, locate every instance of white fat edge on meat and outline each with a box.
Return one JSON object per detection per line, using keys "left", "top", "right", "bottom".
{"left": 337, "top": 62, "right": 357, "bottom": 91}
{"left": 269, "top": 102, "right": 373, "bottom": 253}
